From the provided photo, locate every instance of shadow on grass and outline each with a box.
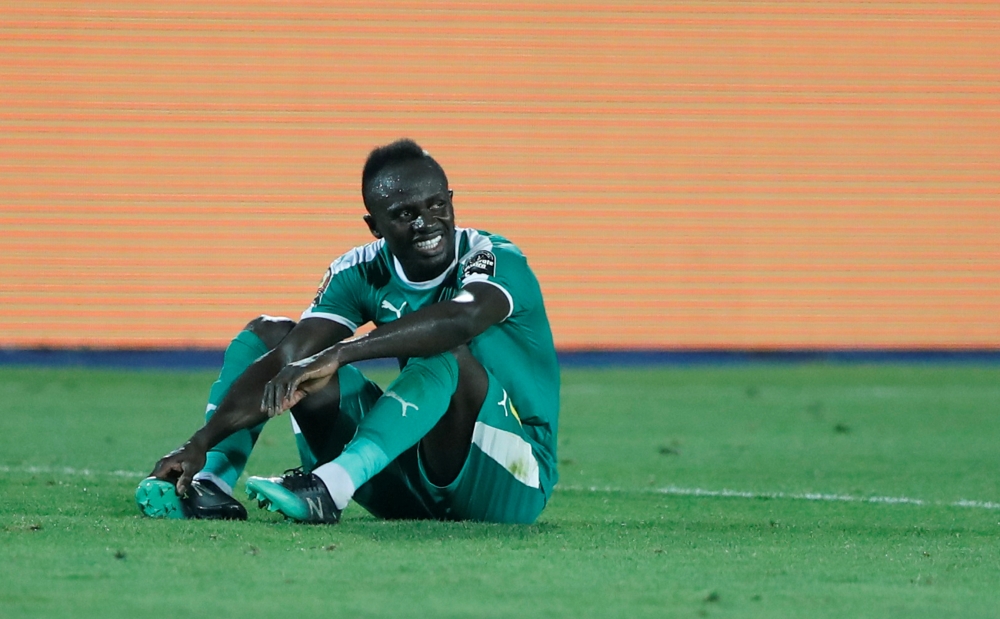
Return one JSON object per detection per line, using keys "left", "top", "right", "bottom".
{"left": 260, "top": 515, "right": 560, "bottom": 542}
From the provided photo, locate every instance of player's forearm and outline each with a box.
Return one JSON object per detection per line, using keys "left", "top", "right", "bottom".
{"left": 336, "top": 300, "right": 480, "bottom": 366}
{"left": 187, "top": 351, "right": 286, "bottom": 451}
{"left": 184, "top": 319, "right": 351, "bottom": 451}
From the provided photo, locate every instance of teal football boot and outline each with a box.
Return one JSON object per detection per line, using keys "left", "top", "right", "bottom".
{"left": 246, "top": 469, "right": 341, "bottom": 524}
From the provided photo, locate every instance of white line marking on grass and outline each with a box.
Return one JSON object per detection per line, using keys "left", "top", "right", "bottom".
{"left": 4, "top": 465, "right": 998, "bottom": 512}
{"left": 0, "top": 464, "right": 146, "bottom": 478}
{"left": 952, "top": 499, "right": 1000, "bottom": 510}
{"left": 558, "top": 484, "right": 1000, "bottom": 511}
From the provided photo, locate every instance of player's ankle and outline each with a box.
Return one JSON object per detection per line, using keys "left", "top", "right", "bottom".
{"left": 192, "top": 472, "right": 234, "bottom": 497}
{"left": 312, "top": 462, "right": 355, "bottom": 510}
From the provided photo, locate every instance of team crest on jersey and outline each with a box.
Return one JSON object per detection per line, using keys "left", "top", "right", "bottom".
{"left": 312, "top": 267, "right": 333, "bottom": 305}
{"left": 462, "top": 250, "right": 496, "bottom": 278}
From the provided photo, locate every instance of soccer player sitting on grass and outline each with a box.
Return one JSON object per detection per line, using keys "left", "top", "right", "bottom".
{"left": 136, "top": 139, "right": 560, "bottom": 524}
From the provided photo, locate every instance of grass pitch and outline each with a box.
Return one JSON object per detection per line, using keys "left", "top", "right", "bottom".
{"left": 2, "top": 364, "right": 999, "bottom": 618}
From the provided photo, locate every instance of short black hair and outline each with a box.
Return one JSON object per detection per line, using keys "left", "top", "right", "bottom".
{"left": 361, "top": 138, "right": 448, "bottom": 196}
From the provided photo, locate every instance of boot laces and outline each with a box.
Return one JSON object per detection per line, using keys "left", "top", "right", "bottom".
{"left": 280, "top": 467, "right": 318, "bottom": 491}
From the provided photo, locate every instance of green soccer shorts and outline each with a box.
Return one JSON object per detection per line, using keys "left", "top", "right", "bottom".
{"left": 298, "top": 363, "right": 552, "bottom": 524}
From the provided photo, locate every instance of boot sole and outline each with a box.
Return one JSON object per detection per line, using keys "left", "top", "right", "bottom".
{"left": 135, "top": 477, "right": 187, "bottom": 519}
{"left": 245, "top": 477, "right": 311, "bottom": 521}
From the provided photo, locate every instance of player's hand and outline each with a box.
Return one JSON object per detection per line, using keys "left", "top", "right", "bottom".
{"left": 261, "top": 351, "right": 340, "bottom": 417}
{"left": 150, "top": 442, "right": 207, "bottom": 496}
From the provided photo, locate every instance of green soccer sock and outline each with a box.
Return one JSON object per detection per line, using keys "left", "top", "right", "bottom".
{"left": 291, "top": 416, "right": 319, "bottom": 474}
{"left": 314, "top": 352, "right": 459, "bottom": 507}
{"left": 195, "top": 330, "right": 271, "bottom": 494}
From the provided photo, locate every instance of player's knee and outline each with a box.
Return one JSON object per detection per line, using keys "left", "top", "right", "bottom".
{"left": 445, "top": 346, "right": 489, "bottom": 406}
{"left": 448, "top": 345, "right": 485, "bottom": 375}
{"left": 244, "top": 315, "right": 296, "bottom": 350}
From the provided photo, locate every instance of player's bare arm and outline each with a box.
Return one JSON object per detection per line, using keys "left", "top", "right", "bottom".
{"left": 149, "top": 317, "right": 352, "bottom": 493}
{"left": 263, "top": 282, "right": 509, "bottom": 415}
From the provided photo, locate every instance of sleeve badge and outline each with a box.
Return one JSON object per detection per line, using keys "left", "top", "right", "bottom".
{"left": 312, "top": 267, "right": 333, "bottom": 306}
{"left": 462, "top": 250, "right": 497, "bottom": 278}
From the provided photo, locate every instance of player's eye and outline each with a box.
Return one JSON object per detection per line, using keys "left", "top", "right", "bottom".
{"left": 431, "top": 200, "right": 446, "bottom": 210}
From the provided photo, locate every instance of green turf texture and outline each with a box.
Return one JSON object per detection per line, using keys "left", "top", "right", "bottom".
{"left": 2, "top": 364, "right": 999, "bottom": 618}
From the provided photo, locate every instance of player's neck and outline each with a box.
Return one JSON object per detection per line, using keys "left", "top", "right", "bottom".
{"left": 392, "top": 255, "right": 457, "bottom": 288}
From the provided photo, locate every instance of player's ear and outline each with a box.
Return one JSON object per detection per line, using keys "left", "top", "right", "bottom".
{"left": 364, "top": 214, "right": 382, "bottom": 239}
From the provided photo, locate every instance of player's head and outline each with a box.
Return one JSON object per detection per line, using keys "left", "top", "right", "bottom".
{"left": 361, "top": 139, "right": 456, "bottom": 282}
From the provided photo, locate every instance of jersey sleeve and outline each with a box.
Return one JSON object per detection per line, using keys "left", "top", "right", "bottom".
{"left": 459, "top": 241, "right": 532, "bottom": 322}
{"left": 300, "top": 261, "right": 367, "bottom": 333}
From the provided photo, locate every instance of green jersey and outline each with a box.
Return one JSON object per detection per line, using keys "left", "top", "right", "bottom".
{"left": 302, "top": 227, "right": 560, "bottom": 492}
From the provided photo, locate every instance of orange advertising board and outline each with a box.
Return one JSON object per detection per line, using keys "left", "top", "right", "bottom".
{"left": 2, "top": 2, "right": 998, "bottom": 349}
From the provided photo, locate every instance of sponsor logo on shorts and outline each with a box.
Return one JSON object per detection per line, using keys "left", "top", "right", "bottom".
{"left": 498, "top": 390, "right": 521, "bottom": 425}
{"left": 385, "top": 391, "right": 419, "bottom": 417}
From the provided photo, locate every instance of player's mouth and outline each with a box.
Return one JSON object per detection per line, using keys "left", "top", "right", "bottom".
{"left": 413, "top": 234, "right": 444, "bottom": 256}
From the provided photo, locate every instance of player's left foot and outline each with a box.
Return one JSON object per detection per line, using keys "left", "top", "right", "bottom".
{"left": 245, "top": 469, "right": 341, "bottom": 524}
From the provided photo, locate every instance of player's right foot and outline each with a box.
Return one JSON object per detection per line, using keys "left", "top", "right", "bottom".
{"left": 245, "top": 469, "right": 341, "bottom": 524}
{"left": 135, "top": 477, "right": 248, "bottom": 520}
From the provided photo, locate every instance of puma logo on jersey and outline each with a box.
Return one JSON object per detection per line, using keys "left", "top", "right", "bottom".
{"left": 380, "top": 299, "right": 408, "bottom": 319}
{"left": 385, "top": 391, "right": 419, "bottom": 417}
